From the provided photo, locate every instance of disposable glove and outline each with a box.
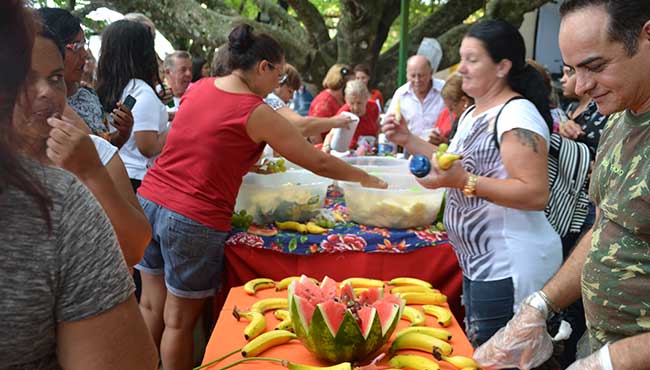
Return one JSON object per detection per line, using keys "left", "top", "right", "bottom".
{"left": 566, "top": 344, "right": 613, "bottom": 370}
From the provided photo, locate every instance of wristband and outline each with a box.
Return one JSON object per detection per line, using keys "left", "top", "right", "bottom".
{"left": 523, "top": 291, "right": 550, "bottom": 319}
{"left": 597, "top": 343, "right": 614, "bottom": 370}
{"left": 538, "top": 290, "right": 561, "bottom": 314}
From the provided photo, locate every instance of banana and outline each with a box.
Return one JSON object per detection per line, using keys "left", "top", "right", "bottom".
{"left": 390, "top": 285, "right": 439, "bottom": 294}
{"left": 394, "top": 326, "right": 453, "bottom": 342}
{"left": 390, "top": 332, "right": 453, "bottom": 356}
{"left": 401, "top": 306, "right": 426, "bottom": 326}
{"left": 388, "top": 277, "right": 433, "bottom": 289}
{"left": 433, "top": 348, "right": 479, "bottom": 370}
{"left": 251, "top": 297, "right": 289, "bottom": 313}
{"left": 394, "top": 97, "right": 402, "bottom": 122}
{"left": 275, "top": 221, "right": 308, "bottom": 233}
{"left": 388, "top": 354, "right": 441, "bottom": 370}
{"left": 339, "top": 277, "right": 384, "bottom": 289}
{"left": 437, "top": 153, "right": 463, "bottom": 170}
{"left": 306, "top": 221, "right": 327, "bottom": 234}
{"left": 243, "top": 277, "right": 276, "bottom": 295}
{"left": 232, "top": 306, "right": 266, "bottom": 340}
{"left": 241, "top": 329, "right": 297, "bottom": 357}
{"left": 422, "top": 304, "right": 453, "bottom": 327}
{"left": 286, "top": 362, "right": 352, "bottom": 370}
{"left": 399, "top": 292, "right": 447, "bottom": 305}
{"left": 274, "top": 309, "right": 293, "bottom": 332}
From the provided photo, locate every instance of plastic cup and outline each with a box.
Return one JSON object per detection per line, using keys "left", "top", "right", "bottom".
{"left": 330, "top": 112, "right": 359, "bottom": 152}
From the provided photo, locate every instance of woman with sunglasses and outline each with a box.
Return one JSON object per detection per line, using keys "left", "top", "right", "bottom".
{"left": 135, "top": 24, "right": 385, "bottom": 370}
{"left": 37, "top": 8, "right": 134, "bottom": 148}
{"left": 308, "top": 63, "right": 353, "bottom": 143}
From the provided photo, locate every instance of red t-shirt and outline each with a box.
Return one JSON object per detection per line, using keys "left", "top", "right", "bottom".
{"left": 309, "top": 89, "right": 342, "bottom": 118}
{"left": 138, "top": 78, "right": 265, "bottom": 231}
{"left": 336, "top": 100, "right": 380, "bottom": 149}
{"left": 433, "top": 107, "right": 455, "bottom": 139}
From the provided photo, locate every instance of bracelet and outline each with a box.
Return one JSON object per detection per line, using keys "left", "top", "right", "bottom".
{"left": 462, "top": 174, "right": 478, "bottom": 198}
{"left": 523, "top": 291, "right": 550, "bottom": 319}
{"left": 538, "top": 290, "right": 561, "bottom": 314}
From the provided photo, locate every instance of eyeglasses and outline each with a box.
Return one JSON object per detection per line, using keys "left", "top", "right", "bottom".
{"left": 267, "top": 62, "right": 287, "bottom": 84}
{"left": 65, "top": 39, "right": 88, "bottom": 53}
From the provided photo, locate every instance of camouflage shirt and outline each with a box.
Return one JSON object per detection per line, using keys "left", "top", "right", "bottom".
{"left": 582, "top": 109, "right": 650, "bottom": 351}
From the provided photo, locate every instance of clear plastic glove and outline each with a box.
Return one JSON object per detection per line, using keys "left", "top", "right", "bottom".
{"left": 473, "top": 302, "right": 554, "bottom": 370}
{"left": 566, "top": 344, "right": 613, "bottom": 370}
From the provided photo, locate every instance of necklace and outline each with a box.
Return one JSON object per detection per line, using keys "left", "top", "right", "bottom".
{"left": 232, "top": 72, "right": 254, "bottom": 93}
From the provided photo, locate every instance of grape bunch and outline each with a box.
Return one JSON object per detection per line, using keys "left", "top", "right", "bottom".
{"left": 231, "top": 209, "right": 254, "bottom": 229}
{"left": 263, "top": 158, "right": 287, "bottom": 173}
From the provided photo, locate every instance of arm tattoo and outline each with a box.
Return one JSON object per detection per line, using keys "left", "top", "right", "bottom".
{"left": 512, "top": 128, "right": 540, "bottom": 153}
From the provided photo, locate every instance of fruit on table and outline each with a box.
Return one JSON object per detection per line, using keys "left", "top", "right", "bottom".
{"left": 251, "top": 297, "right": 289, "bottom": 313}
{"left": 401, "top": 306, "right": 425, "bottom": 326}
{"left": 306, "top": 221, "right": 327, "bottom": 234}
{"left": 339, "top": 277, "right": 385, "bottom": 289}
{"left": 248, "top": 225, "right": 279, "bottom": 237}
{"left": 233, "top": 306, "right": 266, "bottom": 340}
{"left": 274, "top": 309, "right": 293, "bottom": 332}
{"left": 394, "top": 326, "right": 453, "bottom": 342}
{"left": 388, "top": 277, "right": 433, "bottom": 288}
{"left": 398, "top": 292, "right": 448, "bottom": 305}
{"left": 287, "top": 362, "right": 353, "bottom": 370}
{"left": 388, "top": 354, "right": 441, "bottom": 370}
{"left": 244, "top": 277, "right": 276, "bottom": 295}
{"left": 433, "top": 348, "right": 480, "bottom": 370}
{"left": 435, "top": 222, "right": 446, "bottom": 232}
{"left": 253, "top": 191, "right": 321, "bottom": 224}
{"left": 288, "top": 275, "right": 403, "bottom": 363}
{"left": 276, "top": 221, "right": 308, "bottom": 234}
{"left": 231, "top": 209, "right": 254, "bottom": 229}
{"left": 241, "top": 329, "right": 297, "bottom": 357}
{"left": 276, "top": 276, "right": 319, "bottom": 291}
{"left": 390, "top": 332, "right": 453, "bottom": 356}
{"left": 422, "top": 304, "right": 453, "bottom": 327}
{"left": 390, "top": 285, "right": 439, "bottom": 294}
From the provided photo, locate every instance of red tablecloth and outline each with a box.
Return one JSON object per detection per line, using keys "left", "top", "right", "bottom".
{"left": 216, "top": 242, "right": 464, "bottom": 324}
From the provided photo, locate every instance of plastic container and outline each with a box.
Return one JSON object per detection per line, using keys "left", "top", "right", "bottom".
{"left": 330, "top": 112, "right": 359, "bottom": 151}
{"left": 343, "top": 156, "right": 409, "bottom": 175}
{"left": 377, "top": 133, "right": 397, "bottom": 155}
{"left": 235, "top": 170, "right": 330, "bottom": 224}
{"left": 340, "top": 173, "right": 444, "bottom": 229}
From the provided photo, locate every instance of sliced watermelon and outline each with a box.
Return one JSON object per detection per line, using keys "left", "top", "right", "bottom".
{"left": 358, "top": 287, "right": 383, "bottom": 305}
{"left": 372, "top": 300, "right": 401, "bottom": 337}
{"left": 294, "top": 275, "right": 325, "bottom": 306}
{"left": 356, "top": 306, "right": 377, "bottom": 339}
{"left": 320, "top": 276, "right": 338, "bottom": 300}
{"left": 339, "top": 282, "right": 356, "bottom": 302}
{"left": 317, "top": 300, "right": 347, "bottom": 336}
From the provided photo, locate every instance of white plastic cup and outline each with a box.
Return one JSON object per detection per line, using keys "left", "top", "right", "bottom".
{"left": 330, "top": 112, "right": 359, "bottom": 152}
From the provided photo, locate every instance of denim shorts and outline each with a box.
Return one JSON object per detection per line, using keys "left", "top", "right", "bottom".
{"left": 462, "top": 276, "right": 515, "bottom": 348}
{"left": 135, "top": 195, "right": 228, "bottom": 299}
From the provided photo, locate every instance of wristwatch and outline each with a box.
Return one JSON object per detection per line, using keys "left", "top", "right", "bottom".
{"left": 462, "top": 174, "right": 478, "bottom": 197}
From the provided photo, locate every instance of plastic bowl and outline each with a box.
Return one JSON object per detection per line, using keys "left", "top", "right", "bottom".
{"left": 343, "top": 156, "right": 409, "bottom": 175}
{"left": 340, "top": 173, "right": 444, "bottom": 229}
{"left": 235, "top": 170, "right": 330, "bottom": 224}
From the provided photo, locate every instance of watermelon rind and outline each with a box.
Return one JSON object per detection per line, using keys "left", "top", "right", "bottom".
{"left": 290, "top": 296, "right": 315, "bottom": 349}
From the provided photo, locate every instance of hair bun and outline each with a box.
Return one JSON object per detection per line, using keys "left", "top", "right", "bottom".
{"left": 228, "top": 24, "right": 254, "bottom": 51}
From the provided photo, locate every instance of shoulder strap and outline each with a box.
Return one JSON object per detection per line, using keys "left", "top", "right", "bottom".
{"left": 492, "top": 96, "right": 526, "bottom": 150}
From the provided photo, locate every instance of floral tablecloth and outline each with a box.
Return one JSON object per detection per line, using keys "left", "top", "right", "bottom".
{"left": 225, "top": 186, "right": 448, "bottom": 255}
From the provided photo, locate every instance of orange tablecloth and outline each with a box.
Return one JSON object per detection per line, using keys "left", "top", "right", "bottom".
{"left": 202, "top": 286, "right": 473, "bottom": 370}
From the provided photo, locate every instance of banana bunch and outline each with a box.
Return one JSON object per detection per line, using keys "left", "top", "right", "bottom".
{"left": 388, "top": 354, "right": 440, "bottom": 370}
{"left": 241, "top": 329, "right": 296, "bottom": 357}
{"left": 390, "top": 285, "right": 439, "bottom": 294}
{"left": 275, "top": 221, "right": 327, "bottom": 234}
{"left": 401, "top": 306, "right": 426, "bottom": 326}
{"left": 388, "top": 277, "right": 433, "bottom": 288}
{"left": 339, "top": 277, "right": 384, "bottom": 289}
{"left": 251, "top": 297, "right": 289, "bottom": 313}
{"left": 390, "top": 332, "right": 453, "bottom": 356}
{"left": 274, "top": 309, "right": 293, "bottom": 331}
{"left": 433, "top": 348, "right": 480, "bottom": 370}
{"left": 436, "top": 143, "right": 462, "bottom": 170}
{"left": 243, "top": 277, "right": 276, "bottom": 295}
{"left": 422, "top": 305, "right": 453, "bottom": 327}
{"left": 398, "top": 292, "right": 447, "bottom": 305}
{"left": 394, "top": 327, "right": 452, "bottom": 342}
{"left": 232, "top": 306, "right": 266, "bottom": 340}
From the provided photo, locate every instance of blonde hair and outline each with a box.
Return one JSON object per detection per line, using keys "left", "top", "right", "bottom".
{"left": 322, "top": 63, "right": 350, "bottom": 90}
{"left": 344, "top": 79, "right": 369, "bottom": 99}
{"left": 441, "top": 73, "right": 472, "bottom": 104}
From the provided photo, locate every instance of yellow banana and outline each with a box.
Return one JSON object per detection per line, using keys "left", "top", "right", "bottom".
{"left": 251, "top": 297, "right": 289, "bottom": 313}
{"left": 274, "top": 309, "right": 293, "bottom": 331}
{"left": 388, "top": 277, "right": 433, "bottom": 289}
{"left": 437, "top": 153, "right": 462, "bottom": 170}
{"left": 241, "top": 329, "right": 297, "bottom": 357}
{"left": 306, "top": 221, "right": 327, "bottom": 234}
{"left": 339, "top": 277, "right": 384, "bottom": 289}
{"left": 399, "top": 292, "right": 447, "bottom": 305}
{"left": 390, "top": 332, "right": 453, "bottom": 356}
{"left": 275, "top": 221, "right": 307, "bottom": 233}
{"left": 388, "top": 354, "right": 441, "bottom": 370}
{"left": 394, "top": 98, "right": 402, "bottom": 122}
{"left": 394, "top": 326, "right": 453, "bottom": 342}
{"left": 243, "top": 277, "right": 276, "bottom": 295}
{"left": 287, "top": 362, "right": 352, "bottom": 370}
{"left": 422, "top": 304, "right": 453, "bottom": 327}
{"left": 275, "top": 276, "right": 319, "bottom": 291}
{"left": 401, "top": 306, "right": 426, "bottom": 326}
{"left": 433, "top": 348, "right": 479, "bottom": 370}
{"left": 232, "top": 307, "right": 266, "bottom": 340}
{"left": 332, "top": 211, "right": 346, "bottom": 223}
{"left": 390, "top": 285, "right": 439, "bottom": 294}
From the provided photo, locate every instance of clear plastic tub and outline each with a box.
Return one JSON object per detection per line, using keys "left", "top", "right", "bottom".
{"left": 235, "top": 170, "right": 330, "bottom": 224}
{"left": 340, "top": 173, "right": 444, "bottom": 229}
{"left": 343, "top": 156, "right": 409, "bottom": 175}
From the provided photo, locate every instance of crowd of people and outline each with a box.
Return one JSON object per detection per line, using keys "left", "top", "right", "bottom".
{"left": 1, "top": 0, "right": 649, "bottom": 369}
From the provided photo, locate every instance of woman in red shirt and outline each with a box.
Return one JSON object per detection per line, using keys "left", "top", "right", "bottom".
{"left": 308, "top": 63, "right": 351, "bottom": 143}
{"left": 135, "top": 25, "right": 385, "bottom": 369}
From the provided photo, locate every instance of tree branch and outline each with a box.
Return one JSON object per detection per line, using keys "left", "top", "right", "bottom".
{"left": 286, "top": 0, "right": 330, "bottom": 46}
{"left": 250, "top": 0, "right": 307, "bottom": 41}
{"left": 486, "top": 0, "right": 552, "bottom": 25}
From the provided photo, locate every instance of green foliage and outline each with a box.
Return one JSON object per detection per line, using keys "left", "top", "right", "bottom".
{"left": 223, "top": 0, "right": 261, "bottom": 19}
{"left": 382, "top": 0, "right": 447, "bottom": 53}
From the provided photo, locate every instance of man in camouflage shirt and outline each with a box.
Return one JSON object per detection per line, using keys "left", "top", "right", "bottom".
{"left": 472, "top": 1, "right": 650, "bottom": 370}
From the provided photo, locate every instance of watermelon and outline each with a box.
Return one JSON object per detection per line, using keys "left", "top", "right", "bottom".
{"left": 289, "top": 275, "right": 403, "bottom": 363}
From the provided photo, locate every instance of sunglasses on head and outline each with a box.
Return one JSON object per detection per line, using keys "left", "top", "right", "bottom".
{"left": 340, "top": 67, "right": 350, "bottom": 77}
{"left": 65, "top": 39, "right": 88, "bottom": 53}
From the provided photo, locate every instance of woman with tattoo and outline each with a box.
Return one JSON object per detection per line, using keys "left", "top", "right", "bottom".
{"left": 382, "top": 19, "right": 561, "bottom": 347}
